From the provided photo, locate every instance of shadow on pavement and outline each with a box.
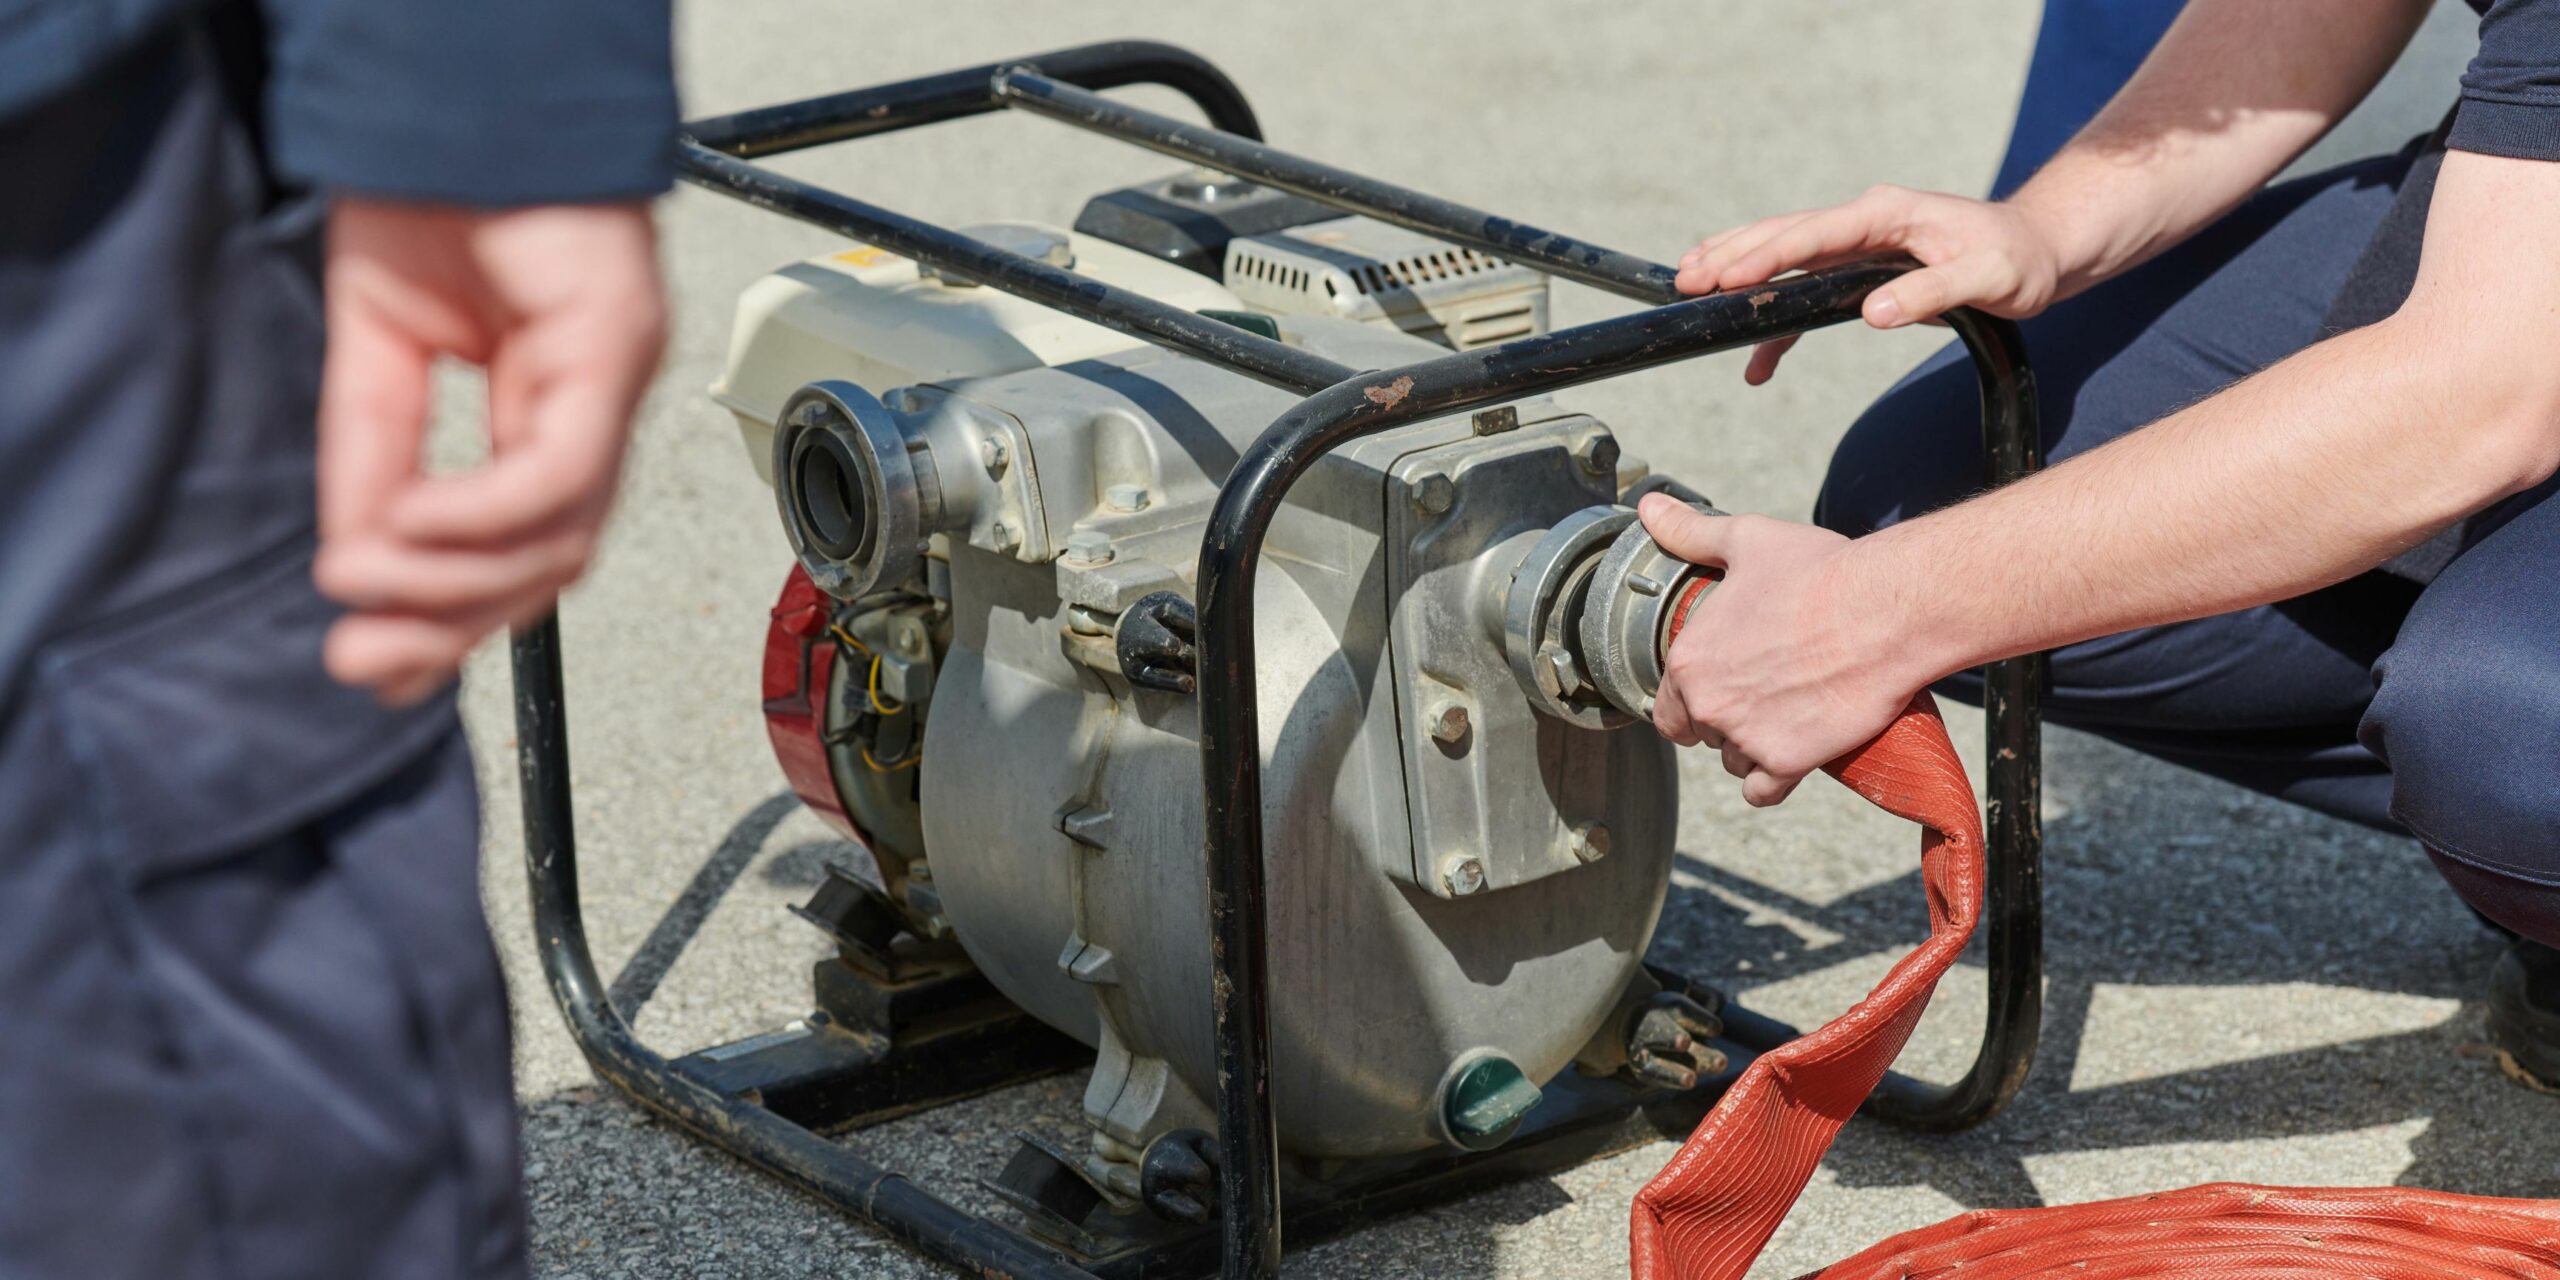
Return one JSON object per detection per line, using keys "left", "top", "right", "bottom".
{"left": 603, "top": 790, "right": 804, "bottom": 1018}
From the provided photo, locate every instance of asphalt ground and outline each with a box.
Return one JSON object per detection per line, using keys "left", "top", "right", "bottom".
{"left": 444, "top": 5, "right": 2551, "bottom": 1277}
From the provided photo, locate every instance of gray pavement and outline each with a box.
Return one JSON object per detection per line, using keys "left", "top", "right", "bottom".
{"left": 452, "top": 4, "right": 2549, "bottom": 1277}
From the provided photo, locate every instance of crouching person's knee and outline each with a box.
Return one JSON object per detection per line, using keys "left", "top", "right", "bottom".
{"left": 2364, "top": 601, "right": 2560, "bottom": 941}
{"left": 1812, "top": 346, "right": 1987, "bottom": 538}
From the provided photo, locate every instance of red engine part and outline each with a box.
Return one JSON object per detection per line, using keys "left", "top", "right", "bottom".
{"left": 761, "top": 564, "right": 860, "bottom": 840}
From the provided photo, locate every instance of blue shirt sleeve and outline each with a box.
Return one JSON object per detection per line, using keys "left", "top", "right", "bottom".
{"left": 263, "top": 0, "right": 676, "bottom": 206}
{"left": 2451, "top": 0, "right": 2560, "bottom": 160}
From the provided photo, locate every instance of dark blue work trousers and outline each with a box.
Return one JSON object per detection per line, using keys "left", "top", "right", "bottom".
{"left": 0, "top": 26, "right": 526, "bottom": 1280}
{"left": 1820, "top": 146, "right": 2560, "bottom": 944}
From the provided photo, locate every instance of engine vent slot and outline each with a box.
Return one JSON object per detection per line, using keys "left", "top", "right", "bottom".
{"left": 1223, "top": 217, "right": 1550, "bottom": 352}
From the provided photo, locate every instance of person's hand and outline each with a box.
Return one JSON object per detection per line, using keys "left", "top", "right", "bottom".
{"left": 1640, "top": 495, "right": 1926, "bottom": 807}
{"left": 1673, "top": 185, "right": 2066, "bottom": 384}
{"left": 313, "top": 198, "right": 667, "bottom": 704}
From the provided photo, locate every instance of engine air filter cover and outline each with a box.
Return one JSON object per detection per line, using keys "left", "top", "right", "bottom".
{"left": 1224, "top": 216, "right": 1549, "bottom": 349}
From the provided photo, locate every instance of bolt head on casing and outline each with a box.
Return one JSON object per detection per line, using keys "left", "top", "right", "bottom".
{"left": 1064, "top": 528, "right": 1115, "bottom": 565}
{"left": 1439, "top": 853, "right": 1487, "bottom": 896}
{"left": 1429, "top": 702, "right": 1471, "bottom": 746}
{"left": 1410, "top": 471, "right": 1456, "bottom": 516}
{"left": 1575, "top": 433, "right": 1622, "bottom": 477}
{"left": 978, "top": 437, "right": 1010, "bottom": 479}
{"left": 1104, "top": 483, "right": 1151, "bottom": 513}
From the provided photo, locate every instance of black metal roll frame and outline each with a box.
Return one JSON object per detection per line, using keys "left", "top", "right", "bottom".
{"left": 511, "top": 40, "right": 2047, "bottom": 1280}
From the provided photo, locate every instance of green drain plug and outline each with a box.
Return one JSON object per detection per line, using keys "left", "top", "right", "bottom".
{"left": 1442, "top": 1054, "right": 1544, "bottom": 1151}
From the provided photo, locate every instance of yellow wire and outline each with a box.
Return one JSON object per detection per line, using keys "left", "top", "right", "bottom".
{"left": 866, "top": 655, "right": 904, "bottom": 715}
{"left": 832, "top": 623, "right": 908, "bottom": 715}
{"left": 832, "top": 621, "right": 915, "bottom": 767}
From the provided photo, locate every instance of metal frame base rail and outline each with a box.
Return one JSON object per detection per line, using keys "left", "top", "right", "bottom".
{"left": 511, "top": 40, "right": 2047, "bottom": 1280}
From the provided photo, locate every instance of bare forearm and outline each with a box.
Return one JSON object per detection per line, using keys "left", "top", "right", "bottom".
{"left": 1637, "top": 298, "right": 2557, "bottom": 802}
{"left": 1657, "top": 55, "right": 2560, "bottom": 810}
{"left": 1851, "top": 327, "right": 2548, "bottom": 687}
{"left": 1858, "top": 150, "right": 2560, "bottom": 685}
{"left": 2008, "top": 0, "right": 2431, "bottom": 297}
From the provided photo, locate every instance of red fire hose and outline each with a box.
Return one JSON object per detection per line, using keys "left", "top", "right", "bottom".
{"left": 1633, "top": 583, "right": 2560, "bottom": 1277}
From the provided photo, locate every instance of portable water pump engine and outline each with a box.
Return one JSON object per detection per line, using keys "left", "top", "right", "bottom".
{"left": 727, "top": 192, "right": 1723, "bottom": 1199}
{"left": 509, "top": 43, "right": 2054, "bottom": 1279}
{"left": 527, "top": 43, "right": 2560, "bottom": 1280}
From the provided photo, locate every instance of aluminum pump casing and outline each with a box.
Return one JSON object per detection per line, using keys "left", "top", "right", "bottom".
{"left": 718, "top": 225, "right": 1680, "bottom": 1161}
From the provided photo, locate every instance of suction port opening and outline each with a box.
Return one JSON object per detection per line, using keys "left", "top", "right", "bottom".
{"left": 792, "top": 428, "right": 875, "bottom": 564}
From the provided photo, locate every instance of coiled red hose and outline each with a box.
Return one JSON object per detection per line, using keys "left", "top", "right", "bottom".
{"left": 1806, "top": 1184, "right": 2560, "bottom": 1279}
{"left": 1633, "top": 583, "right": 2560, "bottom": 1278}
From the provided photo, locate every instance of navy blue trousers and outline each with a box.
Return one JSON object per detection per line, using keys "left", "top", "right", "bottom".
{"left": 0, "top": 24, "right": 526, "bottom": 1279}
{"left": 1819, "top": 148, "right": 2560, "bottom": 945}
{"left": 1990, "top": 0, "right": 2183, "bottom": 199}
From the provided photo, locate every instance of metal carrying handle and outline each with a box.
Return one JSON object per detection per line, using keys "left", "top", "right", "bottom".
{"left": 509, "top": 39, "right": 2047, "bottom": 1280}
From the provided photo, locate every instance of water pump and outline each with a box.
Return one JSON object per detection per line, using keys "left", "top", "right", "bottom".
{"left": 726, "top": 198, "right": 1726, "bottom": 1211}
{"left": 503, "top": 43, "right": 2044, "bottom": 1278}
